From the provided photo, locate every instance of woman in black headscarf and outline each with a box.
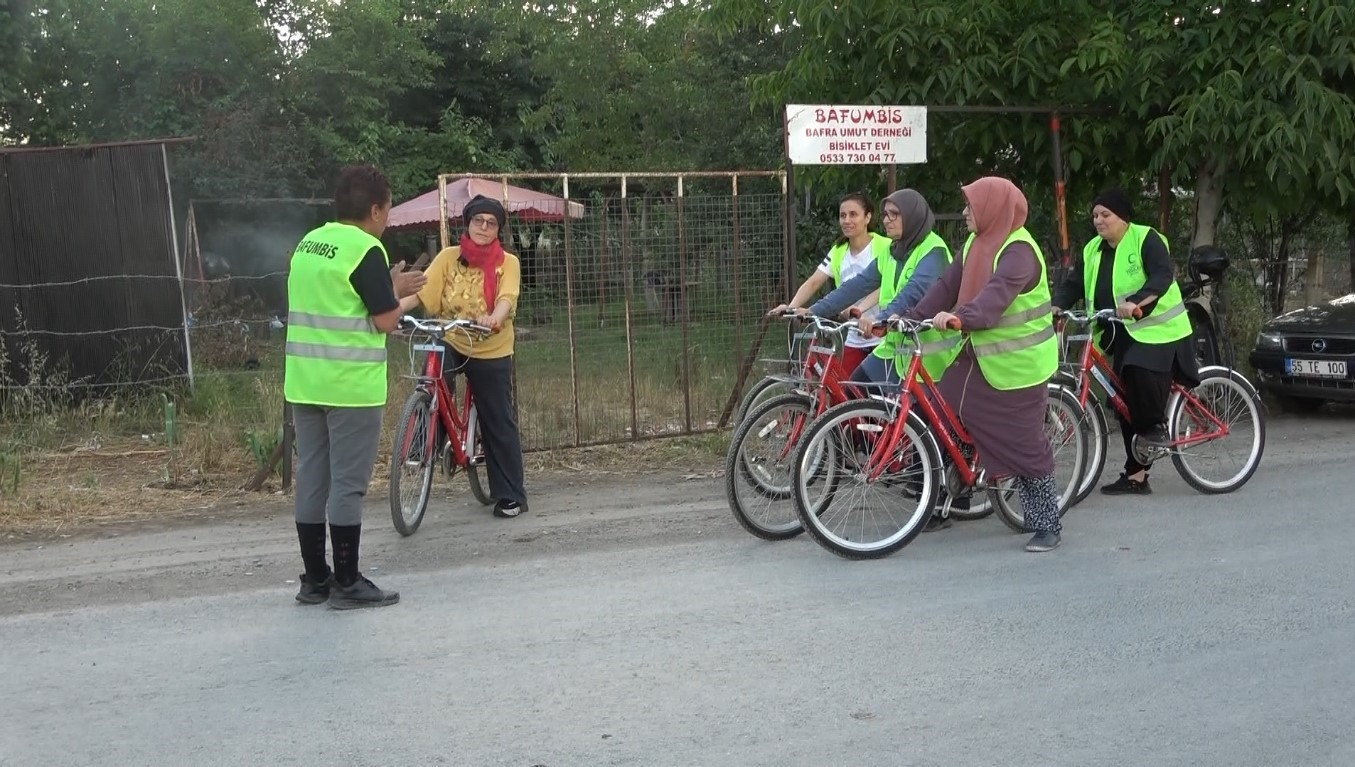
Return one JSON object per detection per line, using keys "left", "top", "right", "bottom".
{"left": 1053, "top": 188, "right": 1198, "bottom": 497}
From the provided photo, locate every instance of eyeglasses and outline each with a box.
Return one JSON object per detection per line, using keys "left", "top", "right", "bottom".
{"left": 469, "top": 215, "right": 499, "bottom": 229}
{"left": 881, "top": 210, "right": 900, "bottom": 221}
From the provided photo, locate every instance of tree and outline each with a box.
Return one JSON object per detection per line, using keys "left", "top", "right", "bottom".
{"left": 388, "top": 2, "right": 553, "bottom": 170}
{"left": 705, "top": 0, "right": 1132, "bottom": 265}
{"left": 523, "top": 0, "right": 785, "bottom": 174}
{"left": 1068, "top": 1, "right": 1355, "bottom": 250}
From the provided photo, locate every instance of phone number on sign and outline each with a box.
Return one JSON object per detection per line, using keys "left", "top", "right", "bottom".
{"left": 818, "top": 153, "right": 896, "bottom": 163}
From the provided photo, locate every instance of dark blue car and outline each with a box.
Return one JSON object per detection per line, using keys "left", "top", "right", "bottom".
{"left": 1249, "top": 293, "right": 1355, "bottom": 411}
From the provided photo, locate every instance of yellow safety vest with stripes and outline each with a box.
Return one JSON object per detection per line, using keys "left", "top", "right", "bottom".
{"left": 880, "top": 231, "right": 959, "bottom": 382}
{"left": 284, "top": 222, "right": 389, "bottom": 407}
{"left": 961, "top": 228, "right": 1059, "bottom": 391}
{"left": 1082, "top": 223, "right": 1193, "bottom": 347}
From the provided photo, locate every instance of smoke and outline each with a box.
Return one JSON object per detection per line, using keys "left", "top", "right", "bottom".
{"left": 194, "top": 203, "right": 331, "bottom": 312}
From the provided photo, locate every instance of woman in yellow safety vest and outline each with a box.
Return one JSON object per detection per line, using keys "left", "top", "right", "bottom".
{"left": 807, "top": 188, "right": 961, "bottom": 533}
{"left": 1053, "top": 188, "right": 1197, "bottom": 496}
{"left": 770, "top": 191, "right": 888, "bottom": 378}
{"left": 908, "top": 176, "right": 1064, "bottom": 553}
{"left": 807, "top": 188, "right": 953, "bottom": 387}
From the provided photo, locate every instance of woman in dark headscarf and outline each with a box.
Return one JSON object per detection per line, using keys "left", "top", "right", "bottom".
{"left": 807, "top": 188, "right": 953, "bottom": 387}
{"left": 907, "top": 177, "right": 1064, "bottom": 552}
{"left": 1053, "top": 188, "right": 1198, "bottom": 496}
{"left": 398, "top": 194, "right": 528, "bottom": 518}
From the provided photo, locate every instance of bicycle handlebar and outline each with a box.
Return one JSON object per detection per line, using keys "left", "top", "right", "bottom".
{"left": 1058, "top": 308, "right": 1121, "bottom": 325}
{"left": 770, "top": 310, "right": 853, "bottom": 336}
{"left": 398, "top": 316, "right": 493, "bottom": 336}
{"left": 884, "top": 317, "right": 939, "bottom": 335}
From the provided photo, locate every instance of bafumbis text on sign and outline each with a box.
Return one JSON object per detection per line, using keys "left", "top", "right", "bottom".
{"left": 784, "top": 105, "right": 927, "bottom": 165}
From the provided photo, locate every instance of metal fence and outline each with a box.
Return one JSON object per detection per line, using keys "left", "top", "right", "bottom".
{"left": 431, "top": 172, "right": 792, "bottom": 448}
{"left": 0, "top": 141, "right": 189, "bottom": 405}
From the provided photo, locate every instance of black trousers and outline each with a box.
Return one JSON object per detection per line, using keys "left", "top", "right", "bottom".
{"left": 440, "top": 343, "right": 527, "bottom": 505}
{"left": 1118, "top": 364, "right": 1172, "bottom": 473}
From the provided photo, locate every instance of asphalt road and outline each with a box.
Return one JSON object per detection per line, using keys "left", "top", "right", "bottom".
{"left": 3, "top": 412, "right": 1353, "bottom": 766}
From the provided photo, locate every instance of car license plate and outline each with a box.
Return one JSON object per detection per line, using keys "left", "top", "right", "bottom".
{"left": 1286, "top": 358, "right": 1347, "bottom": 377}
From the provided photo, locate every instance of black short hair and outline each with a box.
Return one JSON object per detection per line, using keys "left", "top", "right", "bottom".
{"left": 334, "top": 164, "right": 391, "bottom": 221}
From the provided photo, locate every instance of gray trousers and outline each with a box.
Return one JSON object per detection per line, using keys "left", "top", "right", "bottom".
{"left": 292, "top": 404, "right": 384, "bottom": 526}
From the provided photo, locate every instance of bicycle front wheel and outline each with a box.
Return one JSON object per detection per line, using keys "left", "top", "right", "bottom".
{"left": 390, "top": 389, "right": 438, "bottom": 537}
{"left": 1168, "top": 368, "right": 1265, "bottom": 494}
{"left": 724, "top": 392, "right": 817, "bottom": 540}
{"left": 734, "top": 376, "right": 795, "bottom": 425}
{"left": 791, "top": 399, "right": 940, "bottom": 560}
{"left": 1070, "top": 388, "right": 1108, "bottom": 506}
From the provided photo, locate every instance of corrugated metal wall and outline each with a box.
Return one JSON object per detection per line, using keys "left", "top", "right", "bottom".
{"left": 0, "top": 143, "right": 188, "bottom": 390}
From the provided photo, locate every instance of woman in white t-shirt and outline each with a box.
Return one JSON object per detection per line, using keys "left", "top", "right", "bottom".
{"left": 770, "top": 192, "right": 891, "bottom": 378}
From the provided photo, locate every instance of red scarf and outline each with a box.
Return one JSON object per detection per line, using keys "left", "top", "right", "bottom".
{"left": 458, "top": 233, "right": 505, "bottom": 312}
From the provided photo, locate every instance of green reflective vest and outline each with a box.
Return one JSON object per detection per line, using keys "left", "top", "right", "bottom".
{"left": 826, "top": 233, "right": 893, "bottom": 285}
{"left": 284, "top": 222, "right": 389, "bottom": 407}
{"left": 1082, "top": 223, "right": 1193, "bottom": 347}
{"left": 876, "top": 232, "right": 959, "bottom": 381}
{"left": 962, "top": 228, "right": 1059, "bottom": 391}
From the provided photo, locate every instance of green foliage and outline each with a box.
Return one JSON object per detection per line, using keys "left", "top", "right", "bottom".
{"left": 0, "top": 446, "right": 20, "bottom": 495}
{"left": 2, "top": 0, "right": 1353, "bottom": 275}
{"left": 245, "top": 427, "right": 282, "bottom": 469}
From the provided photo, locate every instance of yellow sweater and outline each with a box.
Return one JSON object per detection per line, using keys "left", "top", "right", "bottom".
{"left": 416, "top": 246, "right": 521, "bottom": 359}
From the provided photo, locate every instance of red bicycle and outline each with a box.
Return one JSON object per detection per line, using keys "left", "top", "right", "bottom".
{"left": 1057, "top": 308, "right": 1265, "bottom": 495}
{"left": 724, "top": 312, "right": 859, "bottom": 540}
{"left": 788, "top": 317, "right": 1087, "bottom": 559}
{"left": 389, "top": 315, "right": 493, "bottom": 536}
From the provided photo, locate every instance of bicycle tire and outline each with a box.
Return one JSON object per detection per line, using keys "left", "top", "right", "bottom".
{"left": 724, "top": 392, "right": 816, "bottom": 541}
{"left": 464, "top": 404, "right": 494, "bottom": 506}
{"left": 991, "top": 384, "right": 1087, "bottom": 533}
{"left": 791, "top": 399, "right": 941, "bottom": 560}
{"left": 390, "top": 389, "right": 437, "bottom": 537}
{"left": 1070, "top": 389, "right": 1109, "bottom": 506}
{"left": 1168, "top": 368, "right": 1266, "bottom": 494}
{"left": 734, "top": 376, "right": 794, "bottom": 425}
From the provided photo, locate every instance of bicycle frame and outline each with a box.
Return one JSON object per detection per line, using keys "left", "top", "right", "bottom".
{"left": 404, "top": 338, "right": 476, "bottom": 469}
{"left": 860, "top": 325, "right": 984, "bottom": 488}
{"left": 793, "top": 320, "right": 857, "bottom": 407}
{"left": 1060, "top": 315, "right": 1231, "bottom": 450}
{"left": 762, "top": 315, "right": 858, "bottom": 463}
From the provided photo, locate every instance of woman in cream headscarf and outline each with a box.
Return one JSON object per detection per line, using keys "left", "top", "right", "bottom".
{"left": 907, "top": 177, "right": 1063, "bottom": 552}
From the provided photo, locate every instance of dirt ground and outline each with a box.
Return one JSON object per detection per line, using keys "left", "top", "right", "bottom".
{"left": 0, "top": 433, "right": 728, "bottom": 542}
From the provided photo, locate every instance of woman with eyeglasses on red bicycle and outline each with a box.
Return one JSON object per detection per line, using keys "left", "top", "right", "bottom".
{"left": 1052, "top": 188, "right": 1198, "bottom": 496}
{"left": 908, "top": 176, "right": 1064, "bottom": 553}
{"left": 397, "top": 195, "right": 527, "bottom": 518}
{"left": 804, "top": 188, "right": 961, "bottom": 532}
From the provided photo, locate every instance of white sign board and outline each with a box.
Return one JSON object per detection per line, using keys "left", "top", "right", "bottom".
{"left": 785, "top": 104, "right": 927, "bottom": 165}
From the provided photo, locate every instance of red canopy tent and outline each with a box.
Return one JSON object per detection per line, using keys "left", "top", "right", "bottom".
{"left": 385, "top": 177, "right": 585, "bottom": 232}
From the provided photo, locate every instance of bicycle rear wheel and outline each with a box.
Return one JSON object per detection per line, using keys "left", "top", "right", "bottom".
{"left": 390, "top": 389, "right": 437, "bottom": 536}
{"left": 991, "top": 384, "right": 1087, "bottom": 533}
{"left": 1168, "top": 368, "right": 1265, "bottom": 494}
{"left": 464, "top": 404, "right": 494, "bottom": 506}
